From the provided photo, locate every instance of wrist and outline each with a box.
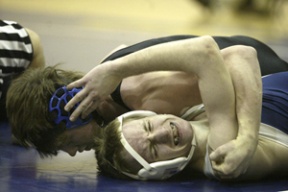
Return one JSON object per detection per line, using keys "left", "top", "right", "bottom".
{"left": 101, "top": 61, "right": 125, "bottom": 80}
{"left": 237, "top": 120, "right": 260, "bottom": 140}
{"left": 238, "top": 131, "right": 258, "bottom": 141}
{"left": 237, "top": 133, "right": 258, "bottom": 149}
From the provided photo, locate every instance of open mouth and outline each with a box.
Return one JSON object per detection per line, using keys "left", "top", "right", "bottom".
{"left": 170, "top": 122, "right": 179, "bottom": 145}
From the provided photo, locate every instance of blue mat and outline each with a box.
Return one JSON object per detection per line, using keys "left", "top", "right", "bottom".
{"left": 1, "top": 122, "right": 287, "bottom": 192}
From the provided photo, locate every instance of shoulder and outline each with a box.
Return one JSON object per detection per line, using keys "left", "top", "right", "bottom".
{"left": 0, "top": 20, "right": 44, "bottom": 68}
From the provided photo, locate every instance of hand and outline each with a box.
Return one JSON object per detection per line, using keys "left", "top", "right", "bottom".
{"left": 64, "top": 64, "right": 121, "bottom": 121}
{"left": 209, "top": 137, "right": 257, "bottom": 180}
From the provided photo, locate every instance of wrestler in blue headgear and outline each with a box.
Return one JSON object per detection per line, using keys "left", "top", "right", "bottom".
{"left": 49, "top": 86, "right": 92, "bottom": 129}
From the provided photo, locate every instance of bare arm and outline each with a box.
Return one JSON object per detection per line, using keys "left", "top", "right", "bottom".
{"left": 25, "top": 28, "right": 45, "bottom": 69}
{"left": 210, "top": 45, "right": 262, "bottom": 179}
{"left": 65, "top": 36, "right": 236, "bottom": 130}
{"left": 222, "top": 46, "right": 262, "bottom": 142}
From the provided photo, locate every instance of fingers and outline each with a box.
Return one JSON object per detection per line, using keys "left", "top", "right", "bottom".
{"left": 81, "top": 100, "right": 99, "bottom": 119}
{"left": 210, "top": 147, "right": 226, "bottom": 161}
{"left": 64, "top": 78, "right": 103, "bottom": 121}
{"left": 209, "top": 140, "right": 251, "bottom": 180}
{"left": 64, "top": 79, "right": 87, "bottom": 119}
{"left": 212, "top": 163, "right": 238, "bottom": 180}
{"left": 66, "top": 79, "right": 84, "bottom": 90}
{"left": 212, "top": 158, "right": 246, "bottom": 180}
{"left": 209, "top": 151, "right": 220, "bottom": 161}
{"left": 212, "top": 163, "right": 227, "bottom": 175}
{"left": 214, "top": 171, "right": 237, "bottom": 180}
{"left": 65, "top": 86, "right": 86, "bottom": 108}
{"left": 70, "top": 96, "right": 98, "bottom": 121}
{"left": 210, "top": 141, "right": 235, "bottom": 161}
{"left": 211, "top": 154, "right": 235, "bottom": 178}
{"left": 212, "top": 156, "right": 236, "bottom": 176}
{"left": 64, "top": 89, "right": 93, "bottom": 121}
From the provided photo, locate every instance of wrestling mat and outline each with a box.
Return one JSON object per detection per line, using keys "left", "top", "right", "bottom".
{"left": 1, "top": 122, "right": 287, "bottom": 192}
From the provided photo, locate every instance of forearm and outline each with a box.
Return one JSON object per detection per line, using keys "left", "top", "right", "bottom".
{"left": 65, "top": 36, "right": 236, "bottom": 124}
{"left": 105, "top": 36, "right": 221, "bottom": 79}
{"left": 221, "top": 46, "right": 262, "bottom": 142}
{"left": 208, "top": 46, "right": 262, "bottom": 179}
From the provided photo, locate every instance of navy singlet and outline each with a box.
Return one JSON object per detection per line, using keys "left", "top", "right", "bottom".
{"left": 261, "top": 72, "right": 288, "bottom": 133}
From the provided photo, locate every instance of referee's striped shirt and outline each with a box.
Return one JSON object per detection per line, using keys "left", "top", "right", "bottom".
{"left": 0, "top": 20, "right": 33, "bottom": 100}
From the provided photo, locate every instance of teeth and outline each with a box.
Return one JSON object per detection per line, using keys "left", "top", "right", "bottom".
{"left": 174, "top": 137, "right": 179, "bottom": 145}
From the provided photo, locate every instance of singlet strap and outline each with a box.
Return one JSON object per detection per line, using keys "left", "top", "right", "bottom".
{"left": 110, "top": 81, "right": 131, "bottom": 111}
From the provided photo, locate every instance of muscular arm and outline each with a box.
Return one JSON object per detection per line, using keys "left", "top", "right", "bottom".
{"left": 65, "top": 36, "right": 236, "bottom": 132}
{"left": 223, "top": 46, "right": 262, "bottom": 140}
{"left": 209, "top": 45, "right": 262, "bottom": 179}
{"left": 25, "top": 28, "right": 45, "bottom": 69}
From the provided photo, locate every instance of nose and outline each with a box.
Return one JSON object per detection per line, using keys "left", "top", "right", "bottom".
{"left": 62, "top": 148, "right": 78, "bottom": 157}
{"left": 147, "top": 125, "right": 170, "bottom": 145}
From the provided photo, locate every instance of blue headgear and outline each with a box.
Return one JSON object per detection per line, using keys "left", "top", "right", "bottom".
{"left": 49, "top": 86, "right": 92, "bottom": 129}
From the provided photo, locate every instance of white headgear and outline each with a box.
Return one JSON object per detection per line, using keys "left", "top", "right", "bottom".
{"left": 117, "top": 110, "right": 197, "bottom": 180}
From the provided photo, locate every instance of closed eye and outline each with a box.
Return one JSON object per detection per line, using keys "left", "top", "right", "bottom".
{"left": 147, "top": 120, "right": 152, "bottom": 132}
{"left": 151, "top": 144, "right": 158, "bottom": 159}
{"left": 143, "top": 120, "right": 152, "bottom": 133}
{"left": 143, "top": 120, "right": 148, "bottom": 133}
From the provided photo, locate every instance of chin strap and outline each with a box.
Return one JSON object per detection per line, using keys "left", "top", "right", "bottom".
{"left": 117, "top": 113, "right": 197, "bottom": 180}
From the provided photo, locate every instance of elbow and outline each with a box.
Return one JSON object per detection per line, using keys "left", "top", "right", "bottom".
{"left": 232, "top": 45, "right": 258, "bottom": 63}
{"left": 199, "top": 36, "right": 223, "bottom": 63}
{"left": 222, "top": 45, "right": 261, "bottom": 78}
{"left": 188, "top": 35, "right": 225, "bottom": 74}
{"left": 198, "top": 35, "right": 219, "bottom": 53}
{"left": 187, "top": 35, "right": 220, "bottom": 56}
{"left": 222, "top": 45, "right": 258, "bottom": 67}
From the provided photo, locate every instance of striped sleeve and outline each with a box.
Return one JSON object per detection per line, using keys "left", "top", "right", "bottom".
{"left": 0, "top": 20, "right": 33, "bottom": 99}
{"left": 0, "top": 20, "right": 33, "bottom": 72}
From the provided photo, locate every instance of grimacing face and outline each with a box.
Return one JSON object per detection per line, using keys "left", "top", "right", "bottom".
{"left": 121, "top": 114, "right": 194, "bottom": 171}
